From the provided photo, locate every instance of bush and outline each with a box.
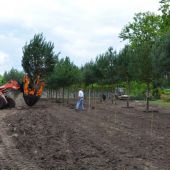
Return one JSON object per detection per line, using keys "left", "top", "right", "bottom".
{"left": 161, "top": 89, "right": 170, "bottom": 95}
{"left": 160, "top": 94, "right": 170, "bottom": 102}
{"left": 130, "top": 81, "right": 147, "bottom": 99}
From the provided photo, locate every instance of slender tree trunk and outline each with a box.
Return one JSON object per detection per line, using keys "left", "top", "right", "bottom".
{"left": 67, "top": 88, "right": 69, "bottom": 104}
{"left": 88, "top": 89, "right": 91, "bottom": 110}
{"left": 91, "top": 84, "right": 94, "bottom": 108}
{"left": 55, "top": 90, "right": 58, "bottom": 102}
{"left": 126, "top": 79, "right": 130, "bottom": 107}
{"left": 62, "top": 87, "right": 65, "bottom": 103}
{"left": 53, "top": 90, "right": 55, "bottom": 99}
{"left": 49, "top": 89, "right": 51, "bottom": 99}
{"left": 51, "top": 89, "right": 53, "bottom": 99}
{"left": 47, "top": 89, "right": 49, "bottom": 98}
{"left": 74, "top": 90, "right": 76, "bottom": 103}
{"left": 146, "top": 82, "right": 150, "bottom": 112}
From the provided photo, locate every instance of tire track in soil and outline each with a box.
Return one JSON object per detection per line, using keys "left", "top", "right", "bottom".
{"left": 50, "top": 105, "right": 118, "bottom": 170}
{"left": 0, "top": 110, "right": 42, "bottom": 170}
{"left": 53, "top": 102, "right": 166, "bottom": 170}
{"left": 97, "top": 102, "right": 169, "bottom": 170}
{"left": 1, "top": 98, "right": 169, "bottom": 170}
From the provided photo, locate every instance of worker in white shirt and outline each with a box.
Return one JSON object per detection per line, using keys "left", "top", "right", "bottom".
{"left": 76, "top": 88, "right": 84, "bottom": 111}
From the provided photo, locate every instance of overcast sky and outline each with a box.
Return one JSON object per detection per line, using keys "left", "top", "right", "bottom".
{"left": 0, "top": 0, "right": 160, "bottom": 74}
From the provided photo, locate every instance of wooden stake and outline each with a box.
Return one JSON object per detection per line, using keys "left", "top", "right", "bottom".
{"left": 114, "top": 111, "right": 117, "bottom": 126}
{"left": 150, "top": 111, "right": 154, "bottom": 136}
{"left": 88, "top": 89, "right": 91, "bottom": 111}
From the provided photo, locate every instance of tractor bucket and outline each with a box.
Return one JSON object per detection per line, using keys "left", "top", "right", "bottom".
{"left": 23, "top": 94, "right": 40, "bottom": 106}
{"left": 22, "top": 74, "right": 44, "bottom": 106}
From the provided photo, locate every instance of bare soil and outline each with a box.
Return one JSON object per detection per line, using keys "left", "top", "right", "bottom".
{"left": 0, "top": 96, "right": 170, "bottom": 170}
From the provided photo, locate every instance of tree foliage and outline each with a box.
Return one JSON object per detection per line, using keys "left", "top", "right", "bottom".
{"left": 22, "top": 33, "right": 58, "bottom": 82}
{"left": 3, "top": 68, "right": 24, "bottom": 83}
{"left": 82, "top": 61, "right": 97, "bottom": 86}
{"left": 47, "top": 57, "right": 81, "bottom": 89}
{"left": 151, "top": 30, "right": 170, "bottom": 82}
{"left": 95, "top": 47, "right": 118, "bottom": 84}
{"left": 119, "top": 12, "right": 162, "bottom": 47}
{"left": 117, "top": 45, "right": 134, "bottom": 81}
{"left": 0, "top": 74, "right": 4, "bottom": 85}
{"left": 159, "top": 0, "right": 170, "bottom": 33}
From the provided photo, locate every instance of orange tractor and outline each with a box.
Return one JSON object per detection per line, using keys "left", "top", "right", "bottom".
{"left": 0, "top": 74, "right": 45, "bottom": 109}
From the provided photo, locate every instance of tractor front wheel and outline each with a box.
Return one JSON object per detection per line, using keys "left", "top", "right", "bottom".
{"left": 0, "top": 96, "right": 6, "bottom": 109}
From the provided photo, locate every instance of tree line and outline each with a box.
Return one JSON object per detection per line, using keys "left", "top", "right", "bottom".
{"left": 1, "top": 0, "right": 170, "bottom": 110}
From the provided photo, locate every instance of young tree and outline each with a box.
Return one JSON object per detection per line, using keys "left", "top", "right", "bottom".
{"left": 117, "top": 45, "right": 134, "bottom": 107}
{"left": 22, "top": 33, "right": 58, "bottom": 82}
{"left": 47, "top": 57, "right": 81, "bottom": 102}
{"left": 119, "top": 12, "right": 162, "bottom": 47}
{"left": 119, "top": 12, "right": 161, "bottom": 111}
{"left": 95, "top": 47, "right": 118, "bottom": 85}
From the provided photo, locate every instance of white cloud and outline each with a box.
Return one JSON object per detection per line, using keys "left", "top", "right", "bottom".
{"left": 0, "top": 51, "right": 9, "bottom": 65}
{"left": 0, "top": 51, "right": 12, "bottom": 75}
{"left": 0, "top": 0, "right": 160, "bottom": 73}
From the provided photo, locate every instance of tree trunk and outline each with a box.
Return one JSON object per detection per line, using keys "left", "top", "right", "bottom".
{"left": 62, "top": 87, "right": 65, "bottom": 103}
{"left": 67, "top": 88, "right": 69, "bottom": 104}
{"left": 126, "top": 79, "right": 130, "bottom": 107}
{"left": 146, "top": 82, "right": 150, "bottom": 112}
{"left": 55, "top": 90, "right": 58, "bottom": 102}
{"left": 88, "top": 89, "right": 91, "bottom": 110}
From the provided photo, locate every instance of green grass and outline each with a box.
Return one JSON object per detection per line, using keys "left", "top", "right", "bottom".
{"left": 151, "top": 100, "right": 170, "bottom": 108}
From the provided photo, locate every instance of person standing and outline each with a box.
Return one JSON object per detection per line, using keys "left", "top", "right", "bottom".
{"left": 76, "top": 88, "right": 84, "bottom": 111}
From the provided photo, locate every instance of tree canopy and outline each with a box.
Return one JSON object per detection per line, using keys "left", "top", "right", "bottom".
{"left": 119, "top": 12, "right": 162, "bottom": 47}
{"left": 3, "top": 68, "right": 24, "bottom": 83}
{"left": 47, "top": 57, "right": 81, "bottom": 89}
{"left": 22, "top": 33, "right": 58, "bottom": 82}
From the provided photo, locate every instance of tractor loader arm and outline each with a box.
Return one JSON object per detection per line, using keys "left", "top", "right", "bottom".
{"left": 0, "top": 75, "right": 45, "bottom": 109}
{"left": 0, "top": 80, "right": 21, "bottom": 109}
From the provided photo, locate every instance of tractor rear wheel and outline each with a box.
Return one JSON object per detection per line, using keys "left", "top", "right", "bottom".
{"left": 6, "top": 97, "right": 15, "bottom": 108}
{"left": 0, "top": 96, "right": 6, "bottom": 109}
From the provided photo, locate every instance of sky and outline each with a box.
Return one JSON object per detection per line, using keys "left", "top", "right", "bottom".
{"left": 0, "top": 0, "right": 160, "bottom": 74}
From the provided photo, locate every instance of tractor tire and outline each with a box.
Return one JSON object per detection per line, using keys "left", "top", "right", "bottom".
{"left": 0, "top": 96, "right": 6, "bottom": 109}
{"left": 23, "top": 94, "right": 40, "bottom": 106}
{"left": 6, "top": 97, "right": 15, "bottom": 108}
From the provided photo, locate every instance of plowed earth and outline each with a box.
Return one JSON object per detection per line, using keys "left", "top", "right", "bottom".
{"left": 0, "top": 96, "right": 170, "bottom": 170}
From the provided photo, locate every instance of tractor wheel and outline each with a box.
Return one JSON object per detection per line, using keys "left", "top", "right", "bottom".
{"left": 6, "top": 97, "right": 15, "bottom": 108}
{"left": 0, "top": 96, "right": 6, "bottom": 109}
{"left": 23, "top": 94, "right": 40, "bottom": 106}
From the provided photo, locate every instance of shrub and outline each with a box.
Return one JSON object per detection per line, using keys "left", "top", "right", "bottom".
{"left": 160, "top": 94, "right": 170, "bottom": 102}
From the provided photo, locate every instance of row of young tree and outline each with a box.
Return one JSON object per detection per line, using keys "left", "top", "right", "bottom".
{"left": 1, "top": 0, "right": 170, "bottom": 111}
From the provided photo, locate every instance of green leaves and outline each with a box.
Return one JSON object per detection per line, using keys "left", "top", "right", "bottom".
{"left": 47, "top": 57, "right": 81, "bottom": 89}
{"left": 159, "top": 0, "right": 170, "bottom": 33}
{"left": 96, "top": 47, "right": 118, "bottom": 84}
{"left": 3, "top": 68, "right": 24, "bottom": 83}
{"left": 22, "top": 33, "right": 58, "bottom": 82}
{"left": 119, "top": 12, "right": 162, "bottom": 47}
{"left": 117, "top": 45, "right": 134, "bottom": 81}
{"left": 151, "top": 30, "right": 170, "bottom": 82}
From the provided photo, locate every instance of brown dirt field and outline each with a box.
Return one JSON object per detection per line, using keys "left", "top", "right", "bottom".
{"left": 0, "top": 96, "right": 170, "bottom": 170}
